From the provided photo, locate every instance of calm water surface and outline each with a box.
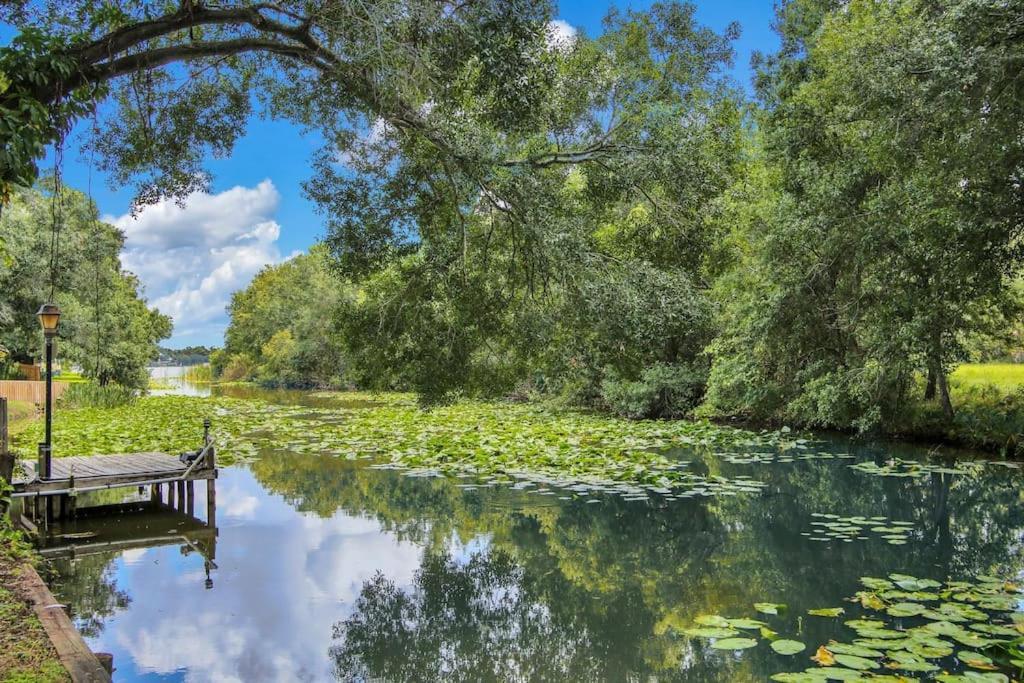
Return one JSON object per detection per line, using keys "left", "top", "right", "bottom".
{"left": 40, "top": 380, "right": 1024, "bottom": 682}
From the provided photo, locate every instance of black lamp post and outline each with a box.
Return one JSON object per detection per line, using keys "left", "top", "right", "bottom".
{"left": 36, "top": 303, "right": 60, "bottom": 479}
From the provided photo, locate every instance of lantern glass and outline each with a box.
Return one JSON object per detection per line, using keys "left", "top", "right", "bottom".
{"left": 36, "top": 303, "right": 61, "bottom": 337}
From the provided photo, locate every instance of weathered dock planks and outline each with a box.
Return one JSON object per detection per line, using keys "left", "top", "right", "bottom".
{"left": 11, "top": 452, "right": 215, "bottom": 497}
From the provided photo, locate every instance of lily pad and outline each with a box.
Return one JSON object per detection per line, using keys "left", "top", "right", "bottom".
{"left": 832, "top": 654, "right": 880, "bottom": 670}
{"left": 808, "top": 607, "right": 845, "bottom": 618}
{"left": 825, "top": 642, "right": 883, "bottom": 658}
{"left": 710, "top": 637, "right": 758, "bottom": 650}
{"left": 727, "top": 618, "right": 768, "bottom": 630}
{"left": 957, "top": 651, "right": 995, "bottom": 669}
{"left": 886, "top": 602, "right": 926, "bottom": 617}
{"left": 683, "top": 626, "right": 739, "bottom": 639}
{"left": 771, "top": 639, "right": 806, "bottom": 655}
{"left": 755, "top": 602, "right": 786, "bottom": 615}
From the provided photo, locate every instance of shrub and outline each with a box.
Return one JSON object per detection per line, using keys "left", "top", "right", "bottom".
{"left": 601, "top": 363, "right": 705, "bottom": 419}
{"left": 220, "top": 353, "right": 255, "bottom": 382}
{"left": 59, "top": 382, "right": 137, "bottom": 409}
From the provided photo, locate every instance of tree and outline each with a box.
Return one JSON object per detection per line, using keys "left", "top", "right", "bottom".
{"left": 221, "top": 245, "right": 350, "bottom": 387}
{"left": 0, "top": 182, "right": 171, "bottom": 388}
{"left": 328, "top": 3, "right": 744, "bottom": 409}
{"left": 704, "top": 0, "right": 1024, "bottom": 431}
{"left": 2, "top": 0, "right": 624, "bottom": 208}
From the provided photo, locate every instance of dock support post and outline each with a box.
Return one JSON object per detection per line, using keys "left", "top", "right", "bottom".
{"left": 186, "top": 481, "right": 195, "bottom": 517}
{"left": 150, "top": 483, "right": 160, "bottom": 506}
{"left": 205, "top": 439, "right": 216, "bottom": 527}
{"left": 176, "top": 481, "right": 185, "bottom": 512}
{"left": 167, "top": 480, "right": 176, "bottom": 509}
{"left": 206, "top": 480, "right": 216, "bottom": 527}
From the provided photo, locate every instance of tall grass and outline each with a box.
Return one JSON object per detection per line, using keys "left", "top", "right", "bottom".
{"left": 59, "top": 382, "right": 137, "bottom": 409}
{"left": 182, "top": 364, "right": 213, "bottom": 383}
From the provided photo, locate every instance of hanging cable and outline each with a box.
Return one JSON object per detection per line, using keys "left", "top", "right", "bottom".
{"left": 47, "top": 86, "right": 66, "bottom": 304}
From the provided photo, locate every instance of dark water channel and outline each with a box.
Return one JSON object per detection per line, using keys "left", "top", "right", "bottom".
{"left": 38, "top": 386, "right": 1024, "bottom": 681}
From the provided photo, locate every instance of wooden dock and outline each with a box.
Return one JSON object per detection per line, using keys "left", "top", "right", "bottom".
{"left": 11, "top": 452, "right": 215, "bottom": 496}
{"left": 4, "top": 410, "right": 218, "bottom": 526}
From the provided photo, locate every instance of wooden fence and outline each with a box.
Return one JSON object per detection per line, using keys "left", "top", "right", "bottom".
{"left": 0, "top": 380, "right": 70, "bottom": 405}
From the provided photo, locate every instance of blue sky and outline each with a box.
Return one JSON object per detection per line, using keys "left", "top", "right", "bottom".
{"left": 6, "top": 1, "right": 778, "bottom": 348}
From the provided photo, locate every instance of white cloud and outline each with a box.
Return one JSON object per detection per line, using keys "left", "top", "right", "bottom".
{"left": 547, "top": 19, "right": 577, "bottom": 49}
{"left": 104, "top": 180, "right": 285, "bottom": 345}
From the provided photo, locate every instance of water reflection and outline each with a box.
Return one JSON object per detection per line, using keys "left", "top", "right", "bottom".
{"left": 148, "top": 365, "right": 211, "bottom": 397}
{"left": 44, "top": 437, "right": 1024, "bottom": 681}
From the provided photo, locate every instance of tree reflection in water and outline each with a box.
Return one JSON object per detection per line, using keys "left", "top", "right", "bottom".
{"left": 39, "top": 435, "right": 1024, "bottom": 681}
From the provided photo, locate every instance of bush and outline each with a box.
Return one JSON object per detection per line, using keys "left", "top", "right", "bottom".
{"left": 900, "top": 383, "right": 1024, "bottom": 457}
{"left": 58, "top": 382, "right": 137, "bottom": 409}
{"left": 220, "top": 353, "right": 255, "bottom": 382}
{"left": 601, "top": 363, "right": 705, "bottom": 419}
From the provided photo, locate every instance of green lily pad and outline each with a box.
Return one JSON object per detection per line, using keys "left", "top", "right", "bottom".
{"left": 771, "top": 639, "right": 806, "bottom": 655}
{"left": 906, "top": 641, "right": 953, "bottom": 658}
{"left": 808, "top": 607, "right": 845, "bottom": 618}
{"left": 825, "top": 642, "right": 883, "bottom": 658}
{"left": 804, "top": 668, "right": 868, "bottom": 680}
{"left": 844, "top": 619, "right": 886, "bottom": 631}
{"left": 710, "top": 637, "right": 758, "bottom": 650}
{"left": 695, "top": 615, "right": 730, "bottom": 627}
{"left": 885, "top": 658, "right": 939, "bottom": 672}
{"left": 755, "top": 602, "right": 786, "bottom": 615}
{"left": 683, "top": 626, "right": 739, "bottom": 639}
{"left": 728, "top": 618, "right": 768, "bottom": 629}
{"left": 886, "top": 602, "right": 926, "bottom": 617}
{"left": 957, "top": 651, "right": 994, "bottom": 669}
{"left": 832, "top": 654, "right": 880, "bottom": 670}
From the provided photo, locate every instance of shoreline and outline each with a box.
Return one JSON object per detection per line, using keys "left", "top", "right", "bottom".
{"left": 0, "top": 531, "right": 110, "bottom": 682}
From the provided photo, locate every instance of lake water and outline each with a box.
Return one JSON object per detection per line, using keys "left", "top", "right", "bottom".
{"left": 39, "top": 376, "right": 1024, "bottom": 681}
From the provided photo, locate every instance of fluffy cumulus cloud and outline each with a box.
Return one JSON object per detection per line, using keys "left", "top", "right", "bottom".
{"left": 105, "top": 180, "right": 286, "bottom": 345}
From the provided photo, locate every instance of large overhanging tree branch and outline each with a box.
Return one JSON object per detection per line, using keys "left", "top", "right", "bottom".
{"left": 0, "top": 0, "right": 645, "bottom": 206}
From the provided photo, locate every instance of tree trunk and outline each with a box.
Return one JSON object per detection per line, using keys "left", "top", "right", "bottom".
{"left": 936, "top": 368, "right": 954, "bottom": 422}
{"left": 924, "top": 367, "right": 936, "bottom": 400}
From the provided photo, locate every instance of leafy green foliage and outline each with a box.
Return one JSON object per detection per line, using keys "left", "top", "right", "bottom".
{"left": 220, "top": 246, "right": 352, "bottom": 388}
{"left": 704, "top": 0, "right": 1024, "bottom": 434}
{"left": 323, "top": 5, "right": 741, "bottom": 409}
{"left": 0, "top": 182, "right": 171, "bottom": 389}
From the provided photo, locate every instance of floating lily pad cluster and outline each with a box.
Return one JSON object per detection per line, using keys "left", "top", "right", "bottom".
{"left": 723, "top": 450, "right": 856, "bottom": 465}
{"left": 849, "top": 459, "right": 985, "bottom": 479}
{"left": 15, "top": 393, "right": 788, "bottom": 498}
{"left": 803, "top": 513, "right": 916, "bottom": 545}
{"left": 770, "top": 573, "right": 1024, "bottom": 682}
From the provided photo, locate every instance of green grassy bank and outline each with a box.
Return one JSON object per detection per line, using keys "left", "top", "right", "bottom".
{"left": 0, "top": 524, "right": 68, "bottom": 682}
{"left": 896, "top": 363, "right": 1024, "bottom": 456}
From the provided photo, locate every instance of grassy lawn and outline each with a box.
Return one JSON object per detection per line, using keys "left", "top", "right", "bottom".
{"left": 5, "top": 400, "right": 36, "bottom": 434}
{"left": 951, "top": 363, "right": 1024, "bottom": 392}
{"left": 0, "top": 531, "right": 69, "bottom": 683}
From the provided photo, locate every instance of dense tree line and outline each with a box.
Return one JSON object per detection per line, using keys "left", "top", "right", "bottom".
{"left": 218, "top": 0, "right": 1023, "bottom": 439}
{"left": 0, "top": 183, "right": 171, "bottom": 389}
{"left": 3, "top": 0, "right": 1022, "bottom": 436}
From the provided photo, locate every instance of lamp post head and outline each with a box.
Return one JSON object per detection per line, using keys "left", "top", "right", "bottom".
{"left": 36, "top": 303, "right": 61, "bottom": 338}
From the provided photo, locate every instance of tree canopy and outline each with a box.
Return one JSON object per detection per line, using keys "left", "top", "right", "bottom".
{"left": 0, "top": 182, "right": 171, "bottom": 388}
{"left": 3, "top": 0, "right": 1023, "bottom": 436}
